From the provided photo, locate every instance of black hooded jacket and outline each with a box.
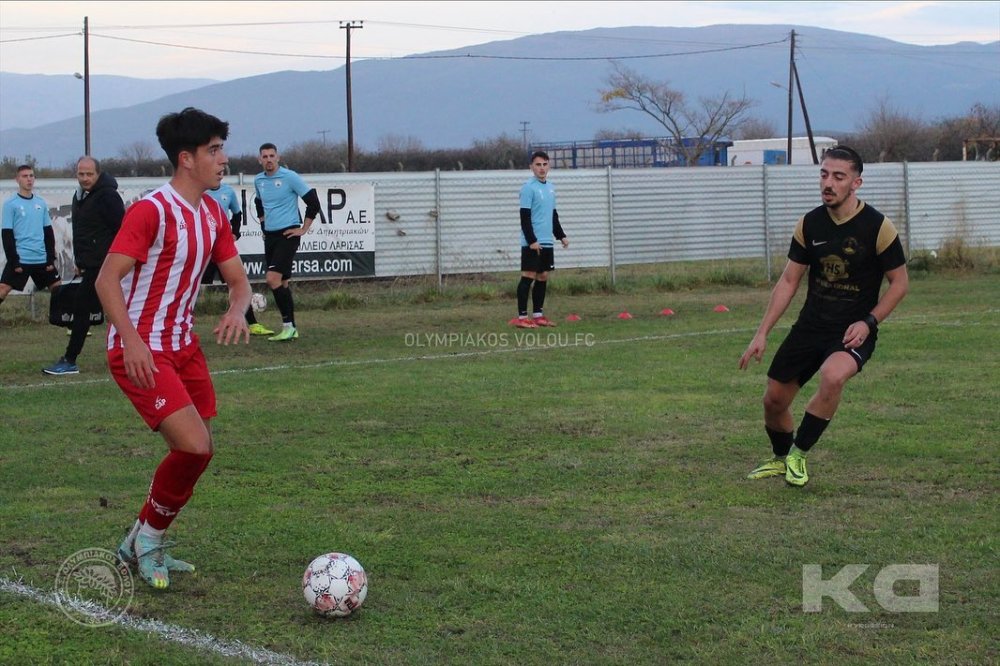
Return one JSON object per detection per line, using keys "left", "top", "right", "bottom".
{"left": 72, "top": 171, "right": 125, "bottom": 270}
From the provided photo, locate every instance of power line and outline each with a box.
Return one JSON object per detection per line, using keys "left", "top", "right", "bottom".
{"left": 0, "top": 33, "right": 78, "bottom": 44}
{"left": 402, "top": 38, "right": 788, "bottom": 61}
{"left": 82, "top": 32, "right": 787, "bottom": 62}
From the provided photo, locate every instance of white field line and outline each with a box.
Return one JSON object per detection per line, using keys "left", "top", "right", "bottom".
{"left": 0, "top": 576, "right": 327, "bottom": 666}
{"left": 2, "top": 310, "right": 997, "bottom": 393}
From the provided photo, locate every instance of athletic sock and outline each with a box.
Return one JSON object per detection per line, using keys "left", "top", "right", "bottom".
{"left": 137, "top": 521, "right": 165, "bottom": 540}
{"left": 517, "top": 277, "right": 533, "bottom": 317}
{"left": 794, "top": 412, "right": 831, "bottom": 452}
{"left": 532, "top": 280, "right": 548, "bottom": 314}
{"left": 140, "top": 450, "right": 214, "bottom": 531}
{"left": 765, "top": 425, "right": 794, "bottom": 457}
{"left": 245, "top": 306, "right": 258, "bottom": 326}
{"left": 272, "top": 286, "right": 295, "bottom": 326}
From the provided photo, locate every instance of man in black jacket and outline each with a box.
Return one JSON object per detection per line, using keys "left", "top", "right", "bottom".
{"left": 43, "top": 156, "right": 125, "bottom": 375}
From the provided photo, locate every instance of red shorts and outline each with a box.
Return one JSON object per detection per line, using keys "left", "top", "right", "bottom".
{"left": 108, "top": 340, "right": 217, "bottom": 430}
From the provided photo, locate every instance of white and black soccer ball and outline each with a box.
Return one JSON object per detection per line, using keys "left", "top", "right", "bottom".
{"left": 303, "top": 552, "right": 368, "bottom": 617}
{"left": 250, "top": 292, "right": 267, "bottom": 313}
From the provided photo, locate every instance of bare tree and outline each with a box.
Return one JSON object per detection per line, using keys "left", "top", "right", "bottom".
{"left": 117, "top": 141, "right": 157, "bottom": 175}
{"left": 376, "top": 134, "right": 425, "bottom": 154}
{"left": 849, "top": 97, "right": 934, "bottom": 162}
{"left": 735, "top": 117, "right": 779, "bottom": 141}
{"left": 597, "top": 63, "right": 755, "bottom": 165}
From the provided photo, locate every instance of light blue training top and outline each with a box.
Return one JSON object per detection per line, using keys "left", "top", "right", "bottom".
{"left": 519, "top": 177, "right": 557, "bottom": 248}
{"left": 254, "top": 166, "right": 312, "bottom": 232}
{"left": 2, "top": 193, "right": 51, "bottom": 264}
{"left": 207, "top": 183, "right": 241, "bottom": 218}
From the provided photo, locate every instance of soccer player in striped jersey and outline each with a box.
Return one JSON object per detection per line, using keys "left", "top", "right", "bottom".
{"left": 96, "top": 107, "right": 252, "bottom": 589}
{"left": 739, "top": 146, "right": 909, "bottom": 487}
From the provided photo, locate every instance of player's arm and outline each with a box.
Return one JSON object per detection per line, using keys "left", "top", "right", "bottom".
{"left": 284, "top": 188, "right": 320, "bottom": 238}
{"left": 95, "top": 252, "right": 158, "bottom": 388}
{"left": 214, "top": 255, "right": 252, "bottom": 345}
{"left": 872, "top": 264, "right": 909, "bottom": 324}
{"left": 254, "top": 189, "right": 264, "bottom": 226}
{"left": 739, "top": 259, "right": 807, "bottom": 369}
{"left": 553, "top": 210, "right": 568, "bottom": 248}
{"left": 1, "top": 229, "right": 19, "bottom": 269}
{"left": 844, "top": 219, "right": 910, "bottom": 348}
{"left": 230, "top": 211, "right": 243, "bottom": 239}
{"left": 43, "top": 225, "right": 56, "bottom": 269}
{"left": 520, "top": 208, "right": 539, "bottom": 250}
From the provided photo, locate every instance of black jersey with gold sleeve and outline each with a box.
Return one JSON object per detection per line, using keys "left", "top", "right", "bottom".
{"left": 787, "top": 201, "right": 906, "bottom": 331}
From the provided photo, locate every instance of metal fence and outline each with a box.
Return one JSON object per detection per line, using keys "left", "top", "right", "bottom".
{"left": 2, "top": 161, "right": 997, "bottom": 290}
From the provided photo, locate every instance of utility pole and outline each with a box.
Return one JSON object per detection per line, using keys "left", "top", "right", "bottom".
{"left": 83, "top": 16, "right": 91, "bottom": 156}
{"left": 792, "top": 62, "right": 818, "bottom": 164}
{"left": 786, "top": 30, "right": 795, "bottom": 164}
{"left": 520, "top": 121, "right": 530, "bottom": 151}
{"left": 340, "top": 21, "right": 363, "bottom": 172}
{"left": 317, "top": 129, "right": 330, "bottom": 144}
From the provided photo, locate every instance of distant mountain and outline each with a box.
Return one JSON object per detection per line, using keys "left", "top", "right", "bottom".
{"left": 0, "top": 72, "right": 217, "bottom": 131}
{"left": 1, "top": 25, "right": 997, "bottom": 167}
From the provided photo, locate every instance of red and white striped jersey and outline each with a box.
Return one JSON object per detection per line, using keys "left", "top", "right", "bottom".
{"left": 106, "top": 183, "right": 239, "bottom": 352}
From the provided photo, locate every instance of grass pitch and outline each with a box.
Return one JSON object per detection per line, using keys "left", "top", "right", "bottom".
{"left": 0, "top": 265, "right": 997, "bottom": 665}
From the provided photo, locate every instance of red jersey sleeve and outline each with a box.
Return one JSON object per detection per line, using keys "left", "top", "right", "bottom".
{"left": 108, "top": 200, "right": 160, "bottom": 264}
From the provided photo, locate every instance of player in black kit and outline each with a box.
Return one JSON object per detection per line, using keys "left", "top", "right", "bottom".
{"left": 739, "top": 146, "right": 909, "bottom": 487}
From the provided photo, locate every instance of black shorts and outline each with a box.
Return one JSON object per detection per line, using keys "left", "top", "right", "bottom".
{"left": 264, "top": 231, "right": 301, "bottom": 280}
{"left": 1, "top": 263, "right": 60, "bottom": 291}
{"left": 521, "top": 246, "right": 555, "bottom": 273}
{"left": 768, "top": 323, "right": 878, "bottom": 386}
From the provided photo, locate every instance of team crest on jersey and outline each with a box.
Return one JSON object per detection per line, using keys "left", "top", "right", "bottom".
{"left": 206, "top": 211, "right": 219, "bottom": 230}
{"left": 841, "top": 237, "right": 860, "bottom": 255}
{"left": 820, "top": 254, "right": 849, "bottom": 281}
{"left": 274, "top": 180, "right": 283, "bottom": 188}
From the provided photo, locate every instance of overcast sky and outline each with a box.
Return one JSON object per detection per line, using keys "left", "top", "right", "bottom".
{"left": 1, "top": 1, "right": 998, "bottom": 80}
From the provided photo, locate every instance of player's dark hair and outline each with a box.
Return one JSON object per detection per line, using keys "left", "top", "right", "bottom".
{"left": 259, "top": 142, "right": 278, "bottom": 153}
{"left": 155, "top": 107, "right": 230, "bottom": 168}
{"left": 824, "top": 145, "right": 863, "bottom": 175}
{"left": 15, "top": 164, "right": 33, "bottom": 173}
{"left": 530, "top": 150, "right": 549, "bottom": 163}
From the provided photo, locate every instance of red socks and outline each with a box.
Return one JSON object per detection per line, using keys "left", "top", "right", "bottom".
{"left": 138, "top": 450, "right": 213, "bottom": 531}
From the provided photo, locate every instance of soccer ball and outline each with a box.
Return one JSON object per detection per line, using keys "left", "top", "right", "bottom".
{"left": 250, "top": 292, "right": 267, "bottom": 313}
{"left": 302, "top": 552, "right": 368, "bottom": 617}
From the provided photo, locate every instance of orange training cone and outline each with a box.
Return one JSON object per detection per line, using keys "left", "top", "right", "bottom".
{"left": 713, "top": 305, "right": 730, "bottom": 313}
{"left": 618, "top": 311, "right": 633, "bottom": 320}
{"left": 566, "top": 314, "right": 581, "bottom": 322}
{"left": 660, "top": 308, "right": 675, "bottom": 316}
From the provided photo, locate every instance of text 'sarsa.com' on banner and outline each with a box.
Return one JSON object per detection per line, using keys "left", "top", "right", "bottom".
{"left": 238, "top": 183, "right": 375, "bottom": 279}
